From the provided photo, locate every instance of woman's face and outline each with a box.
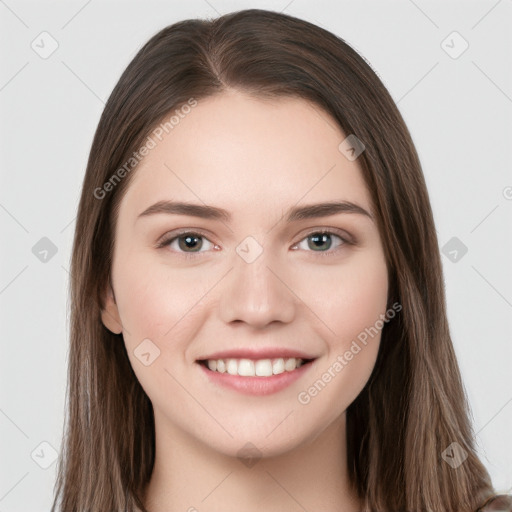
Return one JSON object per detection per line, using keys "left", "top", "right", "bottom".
{"left": 102, "top": 90, "right": 389, "bottom": 457}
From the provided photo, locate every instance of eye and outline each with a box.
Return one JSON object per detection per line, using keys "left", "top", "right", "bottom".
{"left": 157, "top": 231, "right": 217, "bottom": 259}
{"left": 157, "top": 228, "right": 353, "bottom": 260}
{"left": 291, "top": 230, "right": 351, "bottom": 257}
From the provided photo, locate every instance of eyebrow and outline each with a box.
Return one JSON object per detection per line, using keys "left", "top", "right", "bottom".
{"left": 137, "top": 200, "right": 373, "bottom": 223}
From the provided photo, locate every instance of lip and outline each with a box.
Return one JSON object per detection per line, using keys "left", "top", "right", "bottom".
{"left": 197, "top": 359, "right": 316, "bottom": 396}
{"left": 196, "top": 347, "right": 316, "bottom": 361}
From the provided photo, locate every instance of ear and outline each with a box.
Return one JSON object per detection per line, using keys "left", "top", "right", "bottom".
{"left": 101, "top": 282, "right": 123, "bottom": 334}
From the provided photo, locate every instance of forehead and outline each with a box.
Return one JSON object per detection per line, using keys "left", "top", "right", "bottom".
{"left": 119, "top": 90, "right": 372, "bottom": 221}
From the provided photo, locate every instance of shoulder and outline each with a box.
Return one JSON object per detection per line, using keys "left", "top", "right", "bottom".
{"left": 477, "top": 494, "right": 512, "bottom": 511}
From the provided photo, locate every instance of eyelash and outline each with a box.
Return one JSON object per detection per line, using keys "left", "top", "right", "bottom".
{"left": 156, "top": 229, "right": 354, "bottom": 260}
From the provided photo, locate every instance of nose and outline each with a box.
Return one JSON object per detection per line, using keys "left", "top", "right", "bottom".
{"left": 217, "top": 245, "right": 296, "bottom": 328}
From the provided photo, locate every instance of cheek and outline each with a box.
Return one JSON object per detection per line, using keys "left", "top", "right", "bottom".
{"left": 114, "top": 252, "right": 204, "bottom": 342}
{"left": 111, "top": 254, "right": 208, "bottom": 397}
{"left": 294, "top": 252, "right": 388, "bottom": 413}
{"left": 300, "top": 250, "right": 389, "bottom": 349}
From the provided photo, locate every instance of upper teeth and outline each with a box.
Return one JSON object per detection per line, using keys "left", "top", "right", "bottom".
{"left": 206, "top": 358, "right": 305, "bottom": 377}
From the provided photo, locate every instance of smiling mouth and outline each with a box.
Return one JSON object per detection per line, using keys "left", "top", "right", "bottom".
{"left": 197, "top": 357, "right": 315, "bottom": 377}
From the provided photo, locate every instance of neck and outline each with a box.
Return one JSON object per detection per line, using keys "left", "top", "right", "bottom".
{"left": 142, "top": 412, "right": 361, "bottom": 512}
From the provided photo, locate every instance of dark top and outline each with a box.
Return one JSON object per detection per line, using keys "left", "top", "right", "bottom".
{"left": 477, "top": 494, "right": 512, "bottom": 511}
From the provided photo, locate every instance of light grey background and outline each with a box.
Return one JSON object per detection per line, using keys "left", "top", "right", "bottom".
{"left": 1, "top": 1, "right": 511, "bottom": 510}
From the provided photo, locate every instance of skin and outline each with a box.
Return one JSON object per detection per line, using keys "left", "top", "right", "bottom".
{"left": 101, "top": 89, "right": 389, "bottom": 512}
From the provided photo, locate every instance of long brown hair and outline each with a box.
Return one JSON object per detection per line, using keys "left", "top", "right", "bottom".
{"left": 52, "top": 8, "right": 498, "bottom": 511}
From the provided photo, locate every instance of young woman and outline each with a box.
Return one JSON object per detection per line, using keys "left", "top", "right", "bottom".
{"left": 51, "top": 8, "right": 511, "bottom": 512}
